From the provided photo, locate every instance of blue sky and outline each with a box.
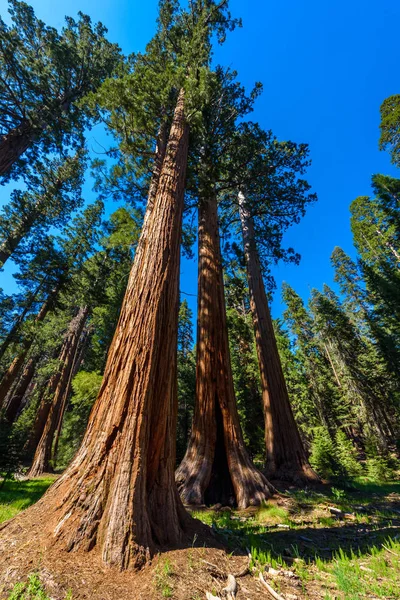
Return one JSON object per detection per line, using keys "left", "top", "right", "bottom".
{"left": 0, "top": 0, "right": 399, "bottom": 320}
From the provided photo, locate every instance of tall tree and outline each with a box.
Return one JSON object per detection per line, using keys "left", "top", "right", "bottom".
{"left": 0, "top": 1, "right": 120, "bottom": 180}
{"left": 2, "top": 0, "right": 237, "bottom": 568}
{"left": 0, "top": 151, "right": 86, "bottom": 267}
{"left": 239, "top": 190, "right": 318, "bottom": 482}
{"left": 0, "top": 202, "right": 104, "bottom": 418}
{"left": 176, "top": 69, "right": 273, "bottom": 506}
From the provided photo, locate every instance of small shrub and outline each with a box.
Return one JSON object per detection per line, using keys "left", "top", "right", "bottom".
{"left": 335, "top": 430, "right": 363, "bottom": 477}
{"left": 8, "top": 573, "right": 72, "bottom": 600}
{"left": 309, "top": 427, "right": 339, "bottom": 479}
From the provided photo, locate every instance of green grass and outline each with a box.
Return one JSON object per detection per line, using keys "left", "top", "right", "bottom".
{"left": 7, "top": 573, "right": 72, "bottom": 600}
{"left": 0, "top": 478, "right": 54, "bottom": 524}
{"left": 154, "top": 558, "right": 175, "bottom": 598}
{"left": 193, "top": 480, "right": 400, "bottom": 599}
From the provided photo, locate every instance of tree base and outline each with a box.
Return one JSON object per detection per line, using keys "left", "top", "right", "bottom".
{"left": 264, "top": 461, "right": 320, "bottom": 485}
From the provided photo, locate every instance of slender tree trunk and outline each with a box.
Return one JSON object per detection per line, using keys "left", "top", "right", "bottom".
{"left": 0, "top": 279, "right": 45, "bottom": 363}
{"left": 0, "top": 286, "right": 60, "bottom": 412}
{"left": 52, "top": 326, "right": 90, "bottom": 467}
{"left": 238, "top": 192, "right": 318, "bottom": 483}
{"left": 28, "top": 307, "right": 89, "bottom": 477}
{"left": 12, "top": 89, "right": 197, "bottom": 569}
{"left": 0, "top": 121, "right": 35, "bottom": 177}
{"left": 176, "top": 193, "right": 274, "bottom": 508}
{"left": 4, "top": 356, "right": 36, "bottom": 422}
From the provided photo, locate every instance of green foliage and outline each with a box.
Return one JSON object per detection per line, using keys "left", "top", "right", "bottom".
{"left": 379, "top": 94, "right": 400, "bottom": 166}
{"left": 309, "top": 427, "right": 340, "bottom": 479}
{"left": 7, "top": 573, "right": 72, "bottom": 600}
{"left": 56, "top": 371, "right": 103, "bottom": 469}
{"left": 0, "top": 0, "right": 121, "bottom": 181}
{"left": 335, "top": 430, "right": 363, "bottom": 477}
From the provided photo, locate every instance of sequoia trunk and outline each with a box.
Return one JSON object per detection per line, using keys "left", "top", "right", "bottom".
{"left": 28, "top": 306, "right": 89, "bottom": 477}
{"left": 14, "top": 89, "right": 194, "bottom": 568}
{"left": 176, "top": 193, "right": 274, "bottom": 508}
{"left": 238, "top": 192, "right": 318, "bottom": 483}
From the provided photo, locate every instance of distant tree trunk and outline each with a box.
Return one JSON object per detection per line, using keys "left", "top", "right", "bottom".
{"left": 0, "top": 121, "right": 36, "bottom": 177}
{"left": 52, "top": 326, "right": 90, "bottom": 467}
{"left": 4, "top": 356, "right": 36, "bottom": 422}
{"left": 0, "top": 279, "right": 45, "bottom": 362}
{"left": 11, "top": 89, "right": 198, "bottom": 569}
{"left": 0, "top": 285, "right": 60, "bottom": 412}
{"left": 28, "top": 307, "right": 89, "bottom": 477}
{"left": 238, "top": 192, "right": 318, "bottom": 483}
{"left": 176, "top": 193, "right": 274, "bottom": 508}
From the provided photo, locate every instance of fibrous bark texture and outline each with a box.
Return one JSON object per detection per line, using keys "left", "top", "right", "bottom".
{"left": 16, "top": 89, "right": 194, "bottom": 569}
{"left": 238, "top": 192, "right": 318, "bottom": 483}
{"left": 28, "top": 306, "right": 89, "bottom": 477}
{"left": 176, "top": 193, "right": 274, "bottom": 508}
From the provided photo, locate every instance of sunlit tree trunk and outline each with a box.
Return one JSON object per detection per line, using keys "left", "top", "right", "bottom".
{"left": 238, "top": 191, "right": 318, "bottom": 483}
{"left": 12, "top": 89, "right": 197, "bottom": 569}
{"left": 176, "top": 193, "right": 274, "bottom": 508}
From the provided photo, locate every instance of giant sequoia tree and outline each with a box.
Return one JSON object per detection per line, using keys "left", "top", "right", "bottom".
{"left": 1, "top": 0, "right": 236, "bottom": 569}
{"left": 227, "top": 128, "right": 318, "bottom": 482}
{"left": 176, "top": 70, "right": 274, "bottom": 507}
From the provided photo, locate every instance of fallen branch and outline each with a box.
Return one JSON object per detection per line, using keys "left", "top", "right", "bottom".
{"left": 258, "top": 572, "right": 285, "bottom": 600}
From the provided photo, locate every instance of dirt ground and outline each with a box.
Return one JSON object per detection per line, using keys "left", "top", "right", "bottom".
{"left": 1, "top": 479, "right": 400, "bottom": 599}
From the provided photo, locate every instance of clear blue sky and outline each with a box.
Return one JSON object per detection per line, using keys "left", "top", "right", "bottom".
{"left": 1, "top": 0, "right": 399, "bottom": 319}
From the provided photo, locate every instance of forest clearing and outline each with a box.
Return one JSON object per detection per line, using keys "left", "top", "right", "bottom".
{"left": 0, "top": 0, "right": 399, "bottom": 598}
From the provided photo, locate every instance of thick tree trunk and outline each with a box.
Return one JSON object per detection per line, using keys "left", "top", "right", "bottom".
{"left": 16, "top": 89, "right": 196, "bottom": 569}
{"left": 238, "top": 192, "right": 318, "bottom": 483}
{"left": 0, "top": 287, "right": 59, "bottom": 413}
{"left": 176, "top": 193, "right": 274, "bottom": 508}
{"left": 0, "top": 121, "right": 35, "bottom": 177}
{"left": 28, "top": 307, "right": 89, "bottom": 477}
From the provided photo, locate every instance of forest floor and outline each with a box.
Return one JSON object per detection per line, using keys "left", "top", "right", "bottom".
{"left": 0, "top": 478, "right": 399, "bottom": 599}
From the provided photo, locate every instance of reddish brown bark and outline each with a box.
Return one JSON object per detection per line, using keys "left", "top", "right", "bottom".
{"left": 28, "top": 306, "right": 89, "bottom": 477}
{"left": 176, "top": 193, "right": 274, "bottom": 508}
{"left": 238, "top": 192, "right": 318, "bottom": 483}
{"left": 18, "top": 89, "right": 195, "bottom": 568}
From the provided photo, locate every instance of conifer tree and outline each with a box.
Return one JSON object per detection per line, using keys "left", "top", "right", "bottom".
{"left": 0, "top": 150, "right": 86, "bottom": 267}
{"left": 0, "top": 1, "right": 120, "bottom": 180}
{"left": 1, "top": 0, "right": 238, "bottom": 568}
